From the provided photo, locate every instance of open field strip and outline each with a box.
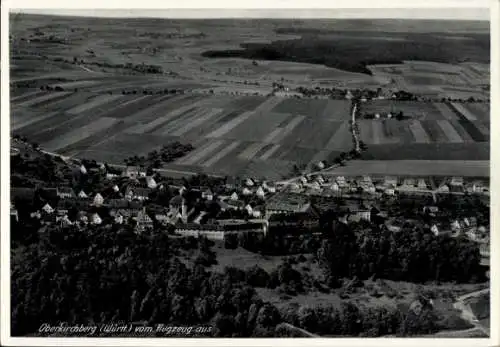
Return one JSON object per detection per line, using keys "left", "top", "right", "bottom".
{"left": 171, "top": 108, "right": 224, "bottom": 136}
{"left": 472, "top": 121, "right": 490, "bottom": 137}
{"left": 11, "top": 111, "right": 60, "bottom": 131}
{"left": 436, "top": 120, "right": 464, "bottom": 143}
{"left": 409, "top": 121, "right": 431, "bottom": 143}
{"left": 66, "top": 94, "right": 124, "bottom": 115}
{"left": 433, "top": 102, "right": 457, "bottom": 120}
{"left": 205, "top": 111, "right": 255, "bottom": 138}
{"left": 260, "top": 144, "right": 282, "bottom": 160}
{"left": 447, "top": 120, "right": 475, "bottom": 143}
{"left": 465, "top": 103, "right": 490, "bottom": 123}
{"left": 238, "top": 142, "right": 270, "bottom": 160}
{"left": 422, "top": 120, "right": 449, "bottom": 143}
{"left": 324, "top": 121, "right": 352, "bottom": 150}
{"left": 321, "top": 99, "right": 351, "bottom": 120}
{"left": 201, "top": 140, "right": 242, "bottom": 167}
{"left": 10, "top": 90, "right": 44, "bottom": 102}
{"left": 262, "top": 128, "right": 284, "bottom": 143}
{"left": 451, "top": 102, "right": 478, "bottom": 121}
{"left": 177, "top": 139, "right": 226, "bottom": 166}
{"left": 50, "top": 80, "right": 101, "bottom": 89}
{"left": 324, "top": 160, "right": 489, "bottom": 177}
{"left": 42, "top": 117, "right": 119, "bottom": 152}
{"left": 13, "top": 91, "right": 72, "bottom": 108}
{"left": 109, "top": 95, "right": 174, "bottom": 120}
{"left": 58, "top": 121, "right": 132, "bottom": 156}
{"left": 227, "top": 111, "right": 290, "bottom": 142}
{"left": 271, "top": 98, "right": 327, "bottom": 116}
{"left": 269, "top": 115, "right": 306, "bottom": 144}
{"left": 127, "top": 102, "right": 196, "bottom": 134}
{"left": 159, "top": 108, "right": 209, "bottom": 136}
{"left": 129, "top": 94, "right": 206, "bottom": 124}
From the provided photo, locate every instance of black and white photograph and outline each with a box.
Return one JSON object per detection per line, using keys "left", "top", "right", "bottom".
{"left": 1, "top": 1, "right": 497, "bottom": 344}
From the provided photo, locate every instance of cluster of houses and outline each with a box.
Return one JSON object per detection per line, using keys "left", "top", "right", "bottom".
{"left": 284, "top": 174, "right": 489, "bottom": 197}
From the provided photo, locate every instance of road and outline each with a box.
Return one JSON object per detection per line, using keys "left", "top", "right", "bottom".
{"left": 38, "top": 149, "right": 223, "bottom": 178}
{"left": 452, "top": 288, "right": 490, "bottom": 336}
{"left": 277, "top": 102, "right": 360, "bottom": 186}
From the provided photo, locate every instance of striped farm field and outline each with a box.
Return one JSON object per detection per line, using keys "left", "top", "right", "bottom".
{"left": 10, "top": 75, "right": 489, "bottom": 178}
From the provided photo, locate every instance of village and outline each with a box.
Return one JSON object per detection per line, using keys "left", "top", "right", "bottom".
{"left": 10, "top": 136, "right": 490, "bottom": 267}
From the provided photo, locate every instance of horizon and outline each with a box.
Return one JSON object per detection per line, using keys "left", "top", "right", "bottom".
{"left": 10, "top": 8, "right": 490, "bottom": 21}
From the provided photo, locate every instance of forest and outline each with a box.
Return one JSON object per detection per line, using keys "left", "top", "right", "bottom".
{"left": 201, "top": 30, "right": 490, "bottom": 75}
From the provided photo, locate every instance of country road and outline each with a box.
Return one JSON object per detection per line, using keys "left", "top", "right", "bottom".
{"left": 452, "top": 288, "right": 490, "bottom": 336}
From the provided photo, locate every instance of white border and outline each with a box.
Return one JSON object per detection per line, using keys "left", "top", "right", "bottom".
{"left": 1, "top": 1, "right": 498, "bottom": 347}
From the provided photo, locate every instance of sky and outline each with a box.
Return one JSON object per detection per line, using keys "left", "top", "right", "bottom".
{"left": 10, "top": 8, "right": 490, "bottom": 21}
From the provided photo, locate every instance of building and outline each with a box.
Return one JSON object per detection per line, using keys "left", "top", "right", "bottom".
{"left": 42, "top": 203, "right": 54, "bottom": 214}
{"left": 80, "top": 164, "right": 88, "bottom": 175}
{"left": 245, "top": 178, "right": 255, "bottom": 187}
{"left": 145, "top": 176, "right": 158, "bottom": 189}
{"left": 256, "top": 186, "right": 266, "bottom": 198}
{"left": 122, "top": 166, "right": 145, "bottom": 179}
{"left": 202, "top": 188, "right": 214, "bottom": 201}
{"left": 242, "top": 187, "right": 252, "bottom": 196}
{"left": 450, "top": 176, "right": 464, "bottom": 187}
{"left": 135, "top": 208, "right": 154, "bottom": 231}
{"left": 57, "top": 187, "right": 75, "bottom": 199}
{"left": 175, "top": 221, "right": 265, "bottom": 240}
{"left": 93, "top": 193, "right": 104, "bottom": 206}
{"left": 230, "top": 192, "right": 239, "bottom": 201}
{"left": 78, "top": 190, "right": 88, "bottom": 199}
{"left": 90, "top": 213, "right": 102, "bottom": 225}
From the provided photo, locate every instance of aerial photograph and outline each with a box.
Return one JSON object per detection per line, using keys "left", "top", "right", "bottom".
{"left": 8, "top": 7, "right": 490, "bottom": 339}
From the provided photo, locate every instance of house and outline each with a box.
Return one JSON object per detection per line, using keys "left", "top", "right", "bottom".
{"left": 417, "top": 179, "right": 428, "bottom": 190}
{"left": 112, "top": 185, "right": 120, "bottom": 193}
{"left": 42, "top": 203, "right": 54, "bottom": 214}
{"left": 423, "top": 206, "right": 439, "bottom": 214}
{"left": 202, "top": 188, "right": 214, "bottom": 201}
{"left": 114, "top": 213, "right": 125, "bottom": 224}
{"left": 450, "top": 176, "right": 464, "bottom": 186}
{"left": 245, "top": 204, "right": 253, "bottom": 215}
{"left": 315, "top": 175, "right": 326, "bottom": 185}
{"left": 77, "top": 211, "right": 89, "bottom": 224}
{"left": 135, "top": 208, "right": 154, "bottom": 230}
{"left": 316, "top": 161, "right": 326, "bottom": 170}
{"left": 122, "top": 166, "right": 145, "bottom": 179}
{"left": 78, "top": 190, "right": 88, "bottom": 199}
{"left": 80, "top": 164, "right": 88, "bottom": 175}
{"left": 256, "top": 186, "right": 266, "bottom": 198}
{"left": 90, "top": 213, "right": 102, "bottom": 225}
{"left": 300, "top": 176, "right": 308, "bottom": 185}
{"left": 384, "top": 188, "right": 396, "bottom": 196}
{"left": 146, "top": 176, "right": 157, "bottom": 189}
{"left": 230, "top": 192, "right": 239, "bottom": 201}
{"left": 30, "top": 211, "right": 41, "bottom": 219}
{"left": 431, "top": 224, "right": 440, "bottom": 236}
{"left": 242, "top": 187, "right": 252, "bottom": 196}
{"left": 330, "top": 182, "right": 340, "bottom": 191}
{"left": 245, "top": 178, "right": 255, "bottom": 187}
{"left": 384, "top": 176, "right": 398, "bottom": 187}
{"left": 437, "top": 184, "right": 450, "bottom": 193}
{"left": 125, "top": 187, "right": 152, "bottom": 201}
{"left": 10, "top": 204, "right": 19, "bottom": 222}
{"left": 106, "top": 173, "right": 119, "bottom": 180}
{"left": 57, "top": 187, "right": 75, "bottom": 199}
{"left": 56, "top": 215, "right": 73, "bottom": 226}
{"left": 93, "top": 193, "right": 104, "bottom": 206}
{"left": 451, "top": 220, "right": 462, "bottom": 231}
{"left": 226, "top": 199, "right": 246, "bottom": 211}
{"left": 252, "top": 210, "right": 262, "bottom": 218}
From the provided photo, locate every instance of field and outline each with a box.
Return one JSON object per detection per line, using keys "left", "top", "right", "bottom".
{"left": 12, "top": 87, "right": 355, "bottom": 179}
{"left": 367, "top": 61, "right": 490, "bottom": 100}
{"left": 358, "top": 100, "right": 490, "bottom": 162}
{"left": 9, "top": 14, "right": 490, "bottom": 179}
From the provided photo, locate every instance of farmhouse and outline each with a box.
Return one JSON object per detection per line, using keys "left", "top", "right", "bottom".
{"left": 122, "top": 166, "right": 145, "bottom": 179}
